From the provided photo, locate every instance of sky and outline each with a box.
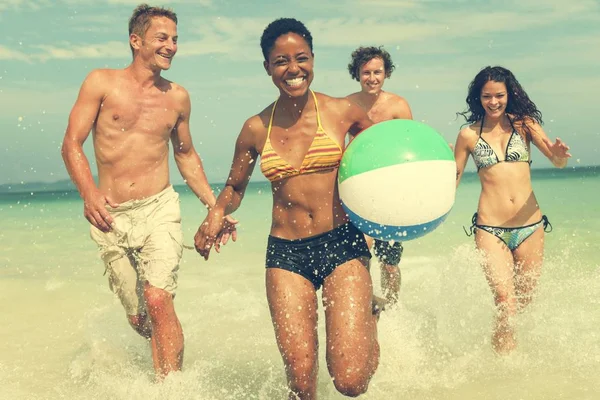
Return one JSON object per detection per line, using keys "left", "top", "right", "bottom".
{"left": 1, "top": 0, "right": 599, "bottom": 186}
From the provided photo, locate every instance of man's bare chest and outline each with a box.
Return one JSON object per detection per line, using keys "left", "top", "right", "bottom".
{"left": 99, "top": 92, "right": 180, "bottom": 135}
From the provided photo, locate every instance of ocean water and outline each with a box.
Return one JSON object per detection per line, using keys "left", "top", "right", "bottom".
{"left": 1, "top": 167, "right": 599, "bottom": 400}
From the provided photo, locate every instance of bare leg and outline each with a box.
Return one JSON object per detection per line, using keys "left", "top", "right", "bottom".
{"left": 266, "top": 269, "right": 319, "bottom": 400}
{"left": 513, "top": 227, "right": 545, "bottom": 311}
{"left": 127, "top": 313, "right": 150, "bottom": 338}
{"left": 143, "top": 284, "right": 184, "bottom": 378}
{"left": 370, "top": 238, "right": 402, "bottom": 306}
{"left": 364, "top": 235, "right": 374, "bottom": 250}
{"left": 109, "top": 256, "right": 151, "bottom": 339}
{"left": 109, "top": 257, "right": 160, "bottom": 371}
{"left": 151, "top": 334, "right": 160, "bottom": 374}
{"left": 323, "top": 257, "right": 379, "bottom": 397}
{"left": 127, "top": 313, "right": 161, "bottom": 372}
{"left": 380, "top": 263, "right": 401, "bottom": 306}
{"left": 475, "top": 230, "right": 518, "bottom": 354}
{"left": 364, "top": 235, "right": 388, "bottom": 314}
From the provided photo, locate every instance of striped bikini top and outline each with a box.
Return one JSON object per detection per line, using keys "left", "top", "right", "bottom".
{"left": 260, "top": 90, "right": 343, "bottom": 182}
{"left": 472, "top": 116, "right": 531, "bottom": 172}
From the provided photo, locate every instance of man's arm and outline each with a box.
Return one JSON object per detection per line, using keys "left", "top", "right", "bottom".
{"left": 171, "top": 88, "right": 218, "bottom": 209}
{"left": 392, "top": 95, "right": 413, "bottom": 120}
{"left": 345, "top": 100, "right": 374, "bottom": 138}
{"left": 61, "top": 69, "right": 117, "bottom": 232}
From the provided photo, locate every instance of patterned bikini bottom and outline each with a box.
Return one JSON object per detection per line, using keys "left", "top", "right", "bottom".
{"left": 464, "top": 213, "right": 552, "bottom": 251}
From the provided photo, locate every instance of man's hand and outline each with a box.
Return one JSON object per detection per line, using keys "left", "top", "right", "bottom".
{"left": 83, "top": 189, "right": 118, "bottom": 232}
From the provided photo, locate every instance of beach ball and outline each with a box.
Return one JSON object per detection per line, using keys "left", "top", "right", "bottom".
{"left": 338, "top": 119, "right": 455, "bottom": 241}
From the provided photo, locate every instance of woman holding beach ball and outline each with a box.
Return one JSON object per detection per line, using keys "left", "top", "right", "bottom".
{"left": 195, "top": 18, "right": 380, "bottom": 399}
{"left": 453, "top": 66, "right": 571, "bottom": 354}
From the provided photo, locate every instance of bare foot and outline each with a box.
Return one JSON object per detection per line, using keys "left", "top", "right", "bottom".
{"left": 372, "top": 295, "right": 387, "bottom": 320}
{"left": 492, "top": 326, "right": 517, "bottom": 355}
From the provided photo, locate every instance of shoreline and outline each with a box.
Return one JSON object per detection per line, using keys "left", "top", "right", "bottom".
{"left": 0, "top": 165, "right": 598, "bottom": 195}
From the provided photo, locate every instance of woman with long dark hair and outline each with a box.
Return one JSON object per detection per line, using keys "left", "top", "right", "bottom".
{"left": 454, "top": 66, "right": 571, "bottom": 354}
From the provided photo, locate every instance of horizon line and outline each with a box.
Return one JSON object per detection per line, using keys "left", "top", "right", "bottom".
{"left": 0, "top": 165, "right": 598, "bottom": 195}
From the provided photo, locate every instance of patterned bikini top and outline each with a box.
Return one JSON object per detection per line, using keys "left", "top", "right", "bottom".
{"left": 259, "top": 90, "right": 343, "bottom": 182}
{"left": 472, "top": 116, "right": 531, "bottom": 172}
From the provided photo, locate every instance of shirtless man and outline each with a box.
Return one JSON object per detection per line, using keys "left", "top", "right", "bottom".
{"left": 61, "top": 4, "right": 234, "bottom": 377}
{"left": 346, "top": 46, "right": 413, "bottom": 306}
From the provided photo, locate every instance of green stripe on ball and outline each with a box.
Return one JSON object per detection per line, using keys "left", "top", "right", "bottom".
{"left": 339, "top": 120, "right": 454, "bottom": 184}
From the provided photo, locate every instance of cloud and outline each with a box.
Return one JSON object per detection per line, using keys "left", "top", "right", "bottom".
{"left": 527, "top": 75, "right": 600, "bottom": 99}
{"left": 0, "top": 41, "right": 129, "bottom": 62}
{"left": 0, "top": 0, "right": 51, "bottom": 12}
{"left": 3, "top": 0, "right": 599, "bottom": 63}
{"left": 102, "top": 0, "right": 213, "bottom": 5}
{"left": 155, "top": 1, "right": 600, "bottom": 61}
{"left": 1, "top": 0, "right": 212, "bottom": 10}
{"left": 0, "top": 45, "right": 32, "bottom": 62}
{"left": 179, "top": 16, "right": 267, "bottom": 60}
{"left": 32, "top": 41, "right": 129, "bottom": 61}
{"left": 297, "top": 0, "right": 418, "bottom": 16}
{"left": 0, "top": 83, "right": 78, "bottom": 116}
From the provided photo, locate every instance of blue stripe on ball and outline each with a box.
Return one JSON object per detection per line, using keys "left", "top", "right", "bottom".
{"left": 343, "top": 205, "right": 451, "bottom": 242}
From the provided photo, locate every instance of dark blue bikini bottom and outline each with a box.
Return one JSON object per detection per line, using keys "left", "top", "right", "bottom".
{"left": 265, "top": 222, "right": 371, "bottom": 290}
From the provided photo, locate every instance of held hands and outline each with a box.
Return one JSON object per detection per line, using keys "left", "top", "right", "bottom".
{"left": 219, "top": 215, "right": 239, "bottom": 248}
{"left": 543, "top": 137, "right": 571, "bottom": 167}
{"left": 83, "top": 189, "right": 118, "bottom": 232}
{"left": 194, "top": 209, "right": 238, "bottom": 260}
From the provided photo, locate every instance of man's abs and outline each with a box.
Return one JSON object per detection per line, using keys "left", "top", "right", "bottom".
{"left": 93, "top": 128, "right": 174, "bottom": 203}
